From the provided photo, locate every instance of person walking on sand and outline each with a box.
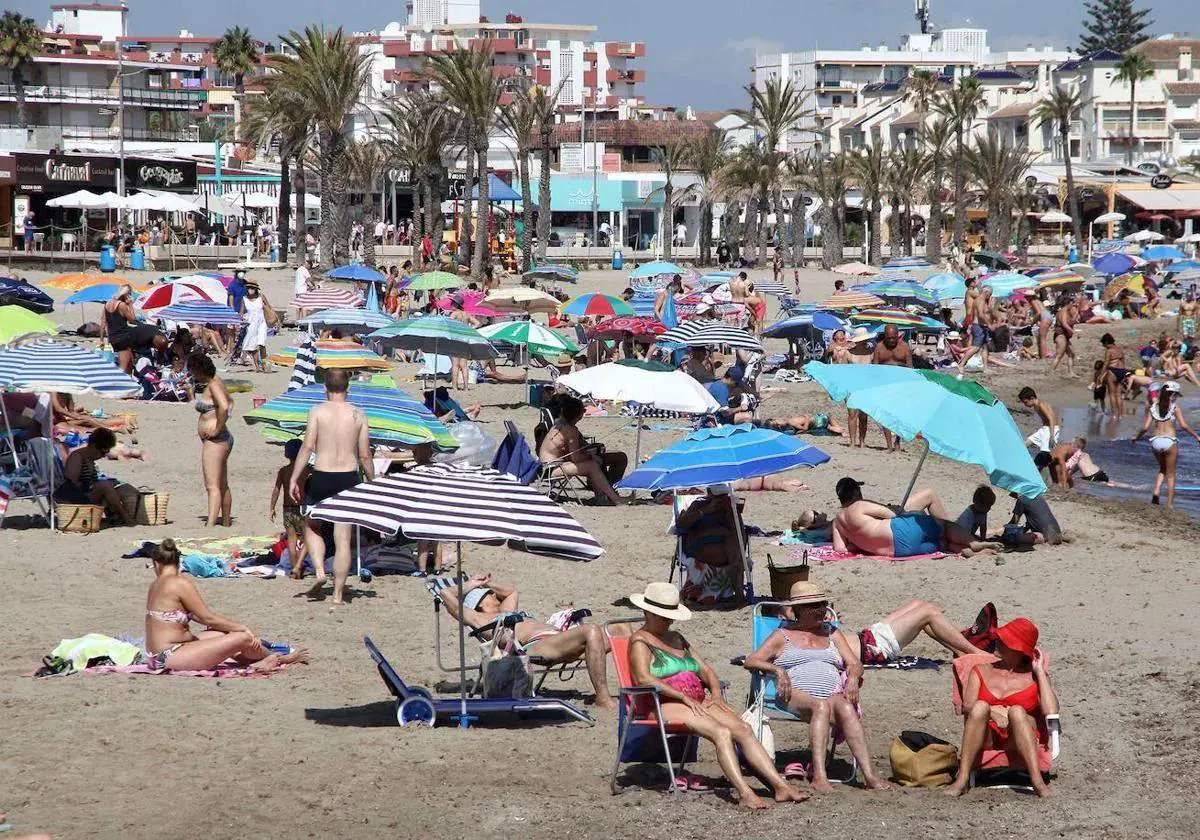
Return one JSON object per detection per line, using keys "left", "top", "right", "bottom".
{"left": 958, "top": 286, "right": 995, "bottom": 376}
{"left": 290, "top": 369, "right": 375, "bottom": 605}
{"left": 1133, "top": 381, "right": 1199, "bottom": 507}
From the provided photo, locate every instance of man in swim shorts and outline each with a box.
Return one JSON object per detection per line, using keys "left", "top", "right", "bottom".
{"left": 831, "top": 477, "right": 1002, "bottom": 558}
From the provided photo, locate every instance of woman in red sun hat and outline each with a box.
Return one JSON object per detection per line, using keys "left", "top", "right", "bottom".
{"left": 946, "top": 618, "right": 1060, "bottom": 798}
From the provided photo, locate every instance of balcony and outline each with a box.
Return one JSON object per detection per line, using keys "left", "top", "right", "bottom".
{"left": 606, "top": 68, "right": 645, "bottom": 84}
{"left": 583, "top": 69, "right": 596, "bottom": 88}
{"left": 383, "top": 41, "right": 411, "bottom": 58}
{"left": 606, "top": 42, "right": 645, "bottom": 58}
{"left": 0, "top": 123, "right": 199, "bottom": 142}
{"left": 385, "top": 69, "right": 425, "bottom": 85}
{"left": 491, "top": 65, "right": 530, "bottom": 79}
{"left": 481, "top": 37, "right": 518, "bottom": 54}
{"left": 0, "top": 83, "right": 204, "bottom": 109}
{"left": 535, "top": 67, "right": 551, "bottom": 86}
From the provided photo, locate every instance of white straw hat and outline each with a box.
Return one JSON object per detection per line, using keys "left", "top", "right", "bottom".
{"left": 630, "top": 582, "right": 692, "bottom": 621}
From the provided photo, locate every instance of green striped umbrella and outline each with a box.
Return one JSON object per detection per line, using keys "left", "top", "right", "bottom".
{"left": 477, "top": 320, "right": 578, "bottom": 356}
{"left": 406, "top": 271, "right": 465, "bottom": 292}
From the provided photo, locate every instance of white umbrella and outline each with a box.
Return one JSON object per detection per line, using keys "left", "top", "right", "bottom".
{"left": 1127, "top": 230, "right": 1165, "bottom": 242}
{"left": 233, "top": 192, "right": 279, "bottom": 209}
{"left": 1094, "top": 211, "right": 1126, "bottom": 224}
{"left": 1176, "top": 234, "right": 1200, "bottom": 244}
{"left": 1039, "top": 211, "right": 1072, "bottom": 224}
{"left": 45, "top": 190, "right": 107, "bottom": 209}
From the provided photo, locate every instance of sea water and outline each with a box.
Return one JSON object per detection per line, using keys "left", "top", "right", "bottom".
{"left": 1058, "top": 397, "right": 1200, "bottom": 520}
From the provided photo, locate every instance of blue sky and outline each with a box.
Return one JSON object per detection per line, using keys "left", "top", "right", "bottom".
{"left": 15, "top": 0, "right": 1192, "bottom": 108}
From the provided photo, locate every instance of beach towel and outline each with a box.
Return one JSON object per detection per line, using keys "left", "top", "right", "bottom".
{"left": 778, "top": 529, "right": 832, "bottom": 546}
{"left": 80, "top": 663, "right": 277, "bottom": 678}
{"left": 792, "top": 544, "right": 952, "bottom": 563}
{"left": 183, "top": 554, "right": 234, "bottom": 578}
{"left": 288, "top": 337, "right": 317, "bottom": 391}
{"left": 38, "top": 633, "right": 143, "bottom": 675}
{"left": 866, "top": 656, "right": 942, "bottom": 671}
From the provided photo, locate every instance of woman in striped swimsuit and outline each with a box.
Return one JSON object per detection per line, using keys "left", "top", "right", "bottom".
{"left": 744, "top": 583, "right": 892, "bottom": 792}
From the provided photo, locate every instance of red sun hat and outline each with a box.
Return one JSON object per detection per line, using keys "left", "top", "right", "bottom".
{"left": 995, "top": 617, "right": 1039, "bottom": 659}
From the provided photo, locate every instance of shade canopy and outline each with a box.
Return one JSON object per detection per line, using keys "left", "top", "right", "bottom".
{"left": 406, "top": 271, "right": 465, "bottom": 292}
{"left": 290, "top": 288, "right": 365, "bottom": 311}
{"left": 629, "top": 261, "right": 686, "bottom": 279}
{"left": 154, "top": 302, "right": 243, "bottom": 326}
{"left": 477, "top": 320, "right": 578, "bottom": 356}
{"left": 266, "top": 339, "right": 390, "bottom": 370}
{"left": 0, "top": 338, "right": 139, "bottom": 397}
{"left": 557, "top": 361, "right": 719, "bottom": 415}
{"left": 472, "top": 172, "right": 521, "bottom": 202}
{"left": 327, "top": 264, "right": 388, "bottom": 283}
{"left": 658, "top": 321, "right": 763, "bottom": 352}
{"left": 298, "top": 307, "right": 396, "bottom": 334}
{"left": 368, "top": 315, "right": 498, "bottom": 360}
{"left": 561, "top": 293, "right": 635, "bottom": 318}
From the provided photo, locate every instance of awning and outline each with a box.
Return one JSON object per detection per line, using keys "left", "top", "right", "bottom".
{"left": 1117, "top": 188, "right": 1200, "bottom": 212}
{"left": 527, "top": 176, "right": 623, "bottom": 212}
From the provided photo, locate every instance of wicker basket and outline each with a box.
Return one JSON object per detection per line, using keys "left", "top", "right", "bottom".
{"left": 767, "top": 552, "right": 811, "bottom": 600}
{"left": 57, "top": 503, "right": 103, "bottom": 534}
{"left": 135, "top": 492, "right": 170, "bottom": 526}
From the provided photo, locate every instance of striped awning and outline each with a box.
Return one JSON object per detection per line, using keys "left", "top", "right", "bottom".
{"left": 308, "top": 463, "right": 604, "bottom": 561}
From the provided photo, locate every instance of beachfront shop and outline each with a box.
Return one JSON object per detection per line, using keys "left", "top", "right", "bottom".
{"left": 527, "top": 175, "right": 623, "bottom": 247}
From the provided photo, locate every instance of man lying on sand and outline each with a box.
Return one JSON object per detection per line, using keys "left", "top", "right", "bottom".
{"left": 831, "top": 477, "right": 1002, "bottom": 558}
{"left": 438, "top": 573, "right": 617, "bottom": 710}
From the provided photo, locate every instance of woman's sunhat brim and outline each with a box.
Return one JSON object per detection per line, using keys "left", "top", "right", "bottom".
{"left": 630, "top": 593, "right": 692, "bottom": 621}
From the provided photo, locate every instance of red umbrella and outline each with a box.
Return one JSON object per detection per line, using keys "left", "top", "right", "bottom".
{"left": 1135, "top": 212, "right": 1172, "bottom": 221}
{"left": 588, "top": 316, "right": 667, "bottom": 339}
{"left": 135, "top": 282, "right": 218, "bottom": 314}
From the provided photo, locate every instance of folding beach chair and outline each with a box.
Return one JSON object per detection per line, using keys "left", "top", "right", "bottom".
{"left": 363, "top": 636, "right": 593, "bottom": 728}
{"left": 950, "top": 652, "right": 1061, "bottom": 790}
{"left": 730, "top": 602, "right": 857, "bottom": 784}
{"left": 668, "top": 492, "right": 754, "bottom": 604}
{"left": 508, "top": 417, "right": 587, "bottom": 504}
{"left": 6, "top": 437, "right": 61, "bottom": 529}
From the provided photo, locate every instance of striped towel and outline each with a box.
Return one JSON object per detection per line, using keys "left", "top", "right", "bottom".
{"left": 288, "top": 337, "right": 317, "bottom": 391}
{"left": 0, "top": 475, "right": 11, "bottom": 521}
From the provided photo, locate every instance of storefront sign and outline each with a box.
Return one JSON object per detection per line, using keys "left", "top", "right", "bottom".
{"left": 124, "top": 159, "right": 196, "bottom": 191}
{"left": 0, "top": 154, "right": 14, "bottom": 185}
{"left": 14, "top": 153, "right": 120, "bottom": 192}
{"left": 1150, "top": 174, "right": 1173, "bottom": 190}
{"left": 1077, "top": 186, "right": 1096, "bottom": 201}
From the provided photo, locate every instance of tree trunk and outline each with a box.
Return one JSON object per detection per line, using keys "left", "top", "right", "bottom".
{"left": 926, "top": 157, "right": 944, "bottom": 262}
{"left": 661, "top": 183, "right": 674, "bottom": 260}
{"left": 317, "top": 136, "right": 337, "bottom": 269}
{"left": 294, "top": 160, "right": 307, "bottom": 260}
{"left": 791, "top": 201, "right": 807, "bottom": 268}
{"left": 15, "top": 68, "right": 28, "bottom": 130}
{"left": 887, "top": 195, "right": 901, "bottom": 259}
{"left": 868, "top": 198, "right": 882, "bottom": 265}
{"left": 362, "top": 182, "right": 377, "bottom": 268}
{"left": 471, "top": 144, "right": 489, "bottom": 280}
{"left": 278, "top": 150, "right": 292, "bottom": 260}
{"left": 699, "top": 201, "right": 711, "bottom": 265}
{"left": 518, "top": 147, "right": 534, "bottom": 272}
{"left": 1127, "top": 83, "right": 1136, "bottom": 166}
{"left": 458, "top": 148, "right": 476, "bottom": 267}
{"left": 1063, "top": 126, "right": 1082, "bottom": 244}
{"left": 755, "top": 181, "right": 770, "bottom": 263}
{"left": 819, "top": 204, "right": 841, "bottom": 269}
{"left": 429, "top": 171, "right": 445, "bottom": 256}
{"left": 985, "top": 197, "right": 1003, "bottom": 247}
{"left": 902, "top": 198, "right": 913, "bottom": 256}
{"left": 537, "top": 142, "right": 551, "bottom": 261}
{"left": 952, "top": 133, "right": 967, "bottom": 245}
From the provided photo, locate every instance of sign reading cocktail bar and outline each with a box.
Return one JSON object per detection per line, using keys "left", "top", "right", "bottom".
{"left": 13, "top": 153, "right": 119, "bottom": 192}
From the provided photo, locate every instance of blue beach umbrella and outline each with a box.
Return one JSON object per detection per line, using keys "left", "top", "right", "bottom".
{"left": 154, "top": 301, "right": 244, "bottom": 326}
{"left": 617, "top": 423, "right": 830, "bottom": 492}
{"left": 1093, "top": 252, "right": 1137, "bottom": 276}
{"left": 1141, "top": 245, "right": 1185, "bottom": 262}
{"left": 0, "top": 337, "right": 140, "bottom": 397}
{"left": 298, "top": 307, "right": 396, "bottom": 334}
{"left": 64, "top": 284, "right": 132, "bottom": 305}
{"left": 857, "top": 279, "right": 938, "bottom": 307}
{"left": 804, "top": 361, "right": 1046, "bottom": 499}
{"left": 981, "top": 272, "right": 1035, "bottom": 299}
{"left": 922, "top": 272, "right": 967, "bottom": 301}
{"left": 1166, "top": 260, "right": 1200, "bottom": 273}
{"left": 327, "top": 264, "right": 388, "bottom": 283}
{"left": 629, "top": 260, "right": 686, "bottom": 279}
{"left": 882, "top": 256, "right": 933, "bottom": 271}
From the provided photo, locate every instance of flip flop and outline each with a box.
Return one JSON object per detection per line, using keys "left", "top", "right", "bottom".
{"left": 670, "top": 773, "right": 712, "bottom": 792}
{"left": 783, "top": 762, "right": 809, "bottom": 780}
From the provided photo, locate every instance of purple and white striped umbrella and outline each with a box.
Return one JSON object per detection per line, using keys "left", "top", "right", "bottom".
{"left": 309, "top": 463, "right": 604, "bottom": 561}
{"left": 154, "top": 301, "right": 244, "bottom": 326}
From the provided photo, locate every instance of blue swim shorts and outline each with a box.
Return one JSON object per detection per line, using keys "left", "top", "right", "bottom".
{"left": 890, "top": 514, "right": 943, "bottom": 557}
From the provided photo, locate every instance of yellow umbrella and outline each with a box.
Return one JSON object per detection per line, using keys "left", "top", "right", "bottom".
{"left": 42, "top": 272, "right": 143, "bottom": 292}
{"left": 1102, "top": 272, "right": 1145, "bottom": 302}
{"left": 0, "top": 305, "right": 59, "bottom": 344}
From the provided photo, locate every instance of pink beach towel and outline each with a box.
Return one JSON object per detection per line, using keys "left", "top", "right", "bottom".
{"left": 790, "top": 544, "right": 953, "bottom": 564}
{"left": 80, "top": 663, "right": 281, "bottom": 678}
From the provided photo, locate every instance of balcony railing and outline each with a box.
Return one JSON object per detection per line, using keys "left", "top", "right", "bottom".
{"left": 0, "top": 83, "right": 204, "bottom": 108}
{"left": 0, "top": 123, "right": 199, "bottom": 141}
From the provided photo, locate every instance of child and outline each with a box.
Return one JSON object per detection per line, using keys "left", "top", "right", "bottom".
{"left": 1017, "top": 336, "right": 1037, "bottom": 361}
{"left": 1018, "top": 386, "right": 1059, "bottom": 454}
{"left": 955, "top": 485, "right": 996, "bottom": 540}
{"left": 1090, "top": 360, "right": 1108, "bottom": 413}
{"left": 271, "top": 438, "right": 310, "bottom": 580}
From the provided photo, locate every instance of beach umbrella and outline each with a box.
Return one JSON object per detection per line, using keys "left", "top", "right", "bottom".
{"left": 1093, "top": 252, "right": 1137, "bottom": 276}
{"left": 981, "top": 272, "right": 1035, "bottom": 299}
{"left": 804, "top": 361, "right": 1046, "bottom": 500}
{"left": 433, "top": 291, "right": 502, "bottom": 318}
{"left": 524, "top": 264, "right": 579, "bottom": 282}
{"left": 135, "top": 282, "right": 219, "bottom": 315}
{"left": 481, "top": 286, "right": 560, "bottom": 315}
{"left": 1062, "top": 263, "right": 1097, "bottom": 278}
{"left": 244, "top": 382, "right": 456, "bottom": 450}
{"left": 290, "top": 287, "right": 364, "bottom": 312}
{"left": 1126, "top": 230, "right": 1164, "bottom": 242}
{"left": 849, "top": 308, "right": 945, "bottom": 330}
{"left": 971, "top": 250, "right": 1012, "bottom": 270}
{"left": 617, "top": 423, "right": 830, "bottom": 492}
{"left": 1035, "top": 271, "right": 1086, "bottom": 291}
{"left": 658, "top": 321, "right": 763, "bottom": 351}
{"left": 298, "top": 307, "right": 396, "bottom": 334}
{"left": 154, "top": 302, "right": 243, "bottom": 326}
{"left": 629, "top": 260, "right": 686, "bottom": 279}
{"left": 1102, "top": 272, "right": 1145, "bottom": 301}
{"left": 1039, "top": 211, "right": 1073, "bottom": 224}
{"left": 327, "top": 264, "right": 388, "bottom": 283}
{"left": 267, "top": 339, "right": 390, "bottom": 370}
{"left": 882, "top": 256, "right": 933, "bottom": 271}
{"left": 1166, "top": 260, "right": 1200, "bottom": 276}
{"left": 818, "top": 290, "right": 885, "bottom": 310}
{"left": 832, "top": 261, "right": 880, "bottom": 276}
{"left": 0, "top": 278, "right": 54, "bottom": 316}
{"left": 42, "top": 272, "right": 133, "bottom": 292}
{"left": 0, "top": 337, "right": 139, "bottom": 397}
{"left": 157, "top": 274, "right": 229, "bottom": 302}
{"left": 560, "top": 293, "right": 635, "bottom": 318}
{"left": 857, "top": 280, "right": 938, "bottom": 307}
{"left": 0, "top": 306, "right": 59, "bottom": 344}
{"left": 763, "top": 311, "right": 847, "bottom": 339}
{"left": 63, "top": 284, "right": 132, "bottom": 305}
{"left": 1142, "top": 245, "right": 1186, "bottom": 262}
{"left": 752, "top": 279, "right": 790, "bottom": 296}
{"left": 45, "top": 189, "right": 107, "bottom": 209}
{"left": 922, "top": 272, "right": 968, "bottom": 301}
{"left": 368, "top": 315, "right": 498, "bottom": 360}
{"left": 407, "top": 271, "right": 464, "bottom": 292}
{"left": 1094, "top": 211, "right": 1126, "bottom": 225}
{"left": 1177, "top": 234, "right": 1200, "bottom": 244}
{"left": 587, "top": 316, "right": 667, "bottom": 340}
{"left": 695, "top": 271, "right": 737, "bottom": 287}
{"left": 477, "top": 321, "right": 578, "bottom": 357}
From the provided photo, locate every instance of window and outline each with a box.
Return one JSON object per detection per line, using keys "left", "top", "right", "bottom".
{"left": 817, "top": 65, "right": 842, "bottom": 87}
{"left": 831, "top": 95, "right": 843, "bottom": 106}
{"left": 883, "top": 65, "right": 906, "bottom": 84}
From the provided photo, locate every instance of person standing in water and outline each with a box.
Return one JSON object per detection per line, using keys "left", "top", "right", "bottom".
{"left": 1134, "top": 382, "right": 1199, "bottom": 507}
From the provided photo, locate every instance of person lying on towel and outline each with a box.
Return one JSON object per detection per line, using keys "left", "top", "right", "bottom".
{"left": 831, "top": 477, "right": 1002, "bottom": 558}
{"left": 440, "top": 573, "right": 617, "bottom": 710}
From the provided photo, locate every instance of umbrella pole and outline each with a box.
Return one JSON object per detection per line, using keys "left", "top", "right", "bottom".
{"left": 899, "top": 440, "right": 931, "bottom": 509}
{"left": 732, "top": 491, "right": 753, "bottom": 602}
{"left": 1, "top": 399, "right": 22, "bottom": 471}
{"left": 634, "top": 406, "right": 643, "bottom": 474}
{"left": 453, "top": 540, "right": 475, "bottom": 730}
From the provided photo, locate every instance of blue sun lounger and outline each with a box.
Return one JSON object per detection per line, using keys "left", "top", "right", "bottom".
{"left": 364, "top": 636, "right": 594, "bottom": 728}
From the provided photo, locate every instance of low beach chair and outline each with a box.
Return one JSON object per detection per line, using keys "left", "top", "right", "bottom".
{"left": 949, "top": 652, "right": 1061, "bottom": 790}
{"left": 364, "top": 636, "right": 593, "bottom": 728}
{"left": 668, "top": 492, "right": 754, "bottom": 604}
{"left": 730, "top": 602, "right": 857, "bottom": 783}
{"left": 6, "top": 436, "right": 59, "bottom": 529}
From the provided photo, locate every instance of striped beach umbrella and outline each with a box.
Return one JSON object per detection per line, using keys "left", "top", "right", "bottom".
{"left": 818, "top": 290, "right": 885, "bottom": 310}
{"left": 291, "top": 287, "right": 364, "bottom": 312}
{"left": 0, "top": 338, "right": 139, "bottom": 397}
{"left": 267, "top": 339, "right": 390, "bottom": 370}
{"left": 481, "top": 287, "right": 560, "bottom": 315}
{"left": 560, "top": 292, "right": 635, "bottom": 318}
{"left": 922, "top": 272, "right": 967, "bottom": 301}
{"left": 1035, "top": 270, "right": 1086, "bottom": 291}
{"left": 154, "top": 302, "right": 243, "bottom": 326}
{"left": 244, "top": 382, "right": 457, "bottom": 450}
{"left": 135, "top": 282, "right": 219, "bottom": 315}
{"left": 308, "top": 462, "right": 603, "bottom": 559}
{"left": 406, "top": 271, "right": 464, "bottom": 292}
{"left": 587, "top": 316, "right": 666, "bottom": 339}
{"left": 477, "top": 320, "right": 578, "bottom": 357}
{"left": 368, "top": 315, "right": 498, "bottom": 360}
{"left": 630, "top": 260, "right": 686, "bottom": 279}
{"left": 298, "top": 307, "right": 396, "bottom": 334}
{"left": 883, "top": 256, "right": 933, "bottom": 271}
{"left": 856, "top": 280, "right": 938, "bottom": 307}
{"left": 832, "top": 261, "right": 880, "bottom": 276}
{"left": 658, "top": 321, "right": 762, "bottom": 351}
{"left": 850, "top": 308, "right": 947, "bottom": 330}
{"left": 524, "top": 264, "right": 579, "bottom": 282}
{"left": 42, "top": 273, "right": 135, "bottom": 292}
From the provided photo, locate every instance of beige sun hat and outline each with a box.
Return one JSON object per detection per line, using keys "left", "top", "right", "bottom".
{"left": 847, "top": 326, "right": 873, "bottom": 343}
{"left": 630, "top": 581, "right": 693, "bottom": 621}
{"left": 786, "top": 580, "right": 829, "bottom": 605}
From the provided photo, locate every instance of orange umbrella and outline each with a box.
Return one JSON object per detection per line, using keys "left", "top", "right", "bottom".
{"left": 42, "top": 272, "right": 144, "bottom": 292}
{"left": 818, "top": 290, "right": 885, "bottom": 310}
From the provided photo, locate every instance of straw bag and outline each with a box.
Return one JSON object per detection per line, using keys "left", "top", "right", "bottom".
{"left": 57, "top": 503, "right": 103, "bottom": 534}
{"left": 889, "top": 731, "right": 958, "bottom": 788}
{"left": 115, "top": 484, "right": 170, "bottom": 526}
{"left": 767, "top": 552, "right": 810, "bottom": 600}
{"left": 264, "top": 299, "right": 281, "bottom": 329}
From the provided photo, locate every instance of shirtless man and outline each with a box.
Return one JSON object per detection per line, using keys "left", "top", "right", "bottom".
{"left": 871, "top": 325, "right": 913, "bottom": 451}
{"left": 1050, "top": 295, "right": 1077, "bottom": 377}
{"left": 831, "top": 477, "right": 1001, "bottom": 558}
{"left": 958, "top": 286, "right": 994, "bottom": 375}
{"left": 1099, "top": 333, "right": 1131, "bottom": 416}
{"left": 537, "top": 395, "right": 627, "bottom": 505}
{"left": 290, "top": 369, "right": 375, "bottom": 605}
{"left": 730, "top": 270, "right": 748, "bottom": 327}
{"left": 1177, "top": 289, "right": 1198, "bottom": 343}
{"left": 1018, "top": 386, "right": 1059, "bottom": 455}
{"left": 438, "top": 572, "right": 617, "bottom": 710}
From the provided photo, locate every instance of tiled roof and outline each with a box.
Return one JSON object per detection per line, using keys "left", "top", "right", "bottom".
{"left": 890, "top": 110, "right": 926, "bottom": 128}
{"left": 988, "top": 101, "right": 1037, "bottom": 119}
{"left": 1172, "top": 119, "right": 1200, "bottom": 130}
{"left": 1164, "top": 82, "right": 1200, "bottom": 96}
{"left": 972, "top": 69, "right": 1026, "bottom": 81}
{"left": 1133, "top": 38, "right": 1200, "bottom": 62}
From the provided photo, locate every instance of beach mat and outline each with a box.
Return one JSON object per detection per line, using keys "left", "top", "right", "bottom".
{"left": 80, "top": 663, "right": 281, "bottom": 678}
{"left": 791, "top": 545, "right": 953, "bottom": 563}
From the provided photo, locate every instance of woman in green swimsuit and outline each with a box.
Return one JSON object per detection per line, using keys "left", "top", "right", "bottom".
{"left": 628, "top": 582, "right": 809, "bottom": 810}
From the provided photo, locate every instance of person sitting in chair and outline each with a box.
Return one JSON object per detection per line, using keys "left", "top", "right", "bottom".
{"left": 537, "top": 395, "right": 628, "bottom": 505}
{"left": 438, "top": 572, "right": 616, "bottom": 710}
{"left": 54, "top": 428, "right": 138, "bottom": 525}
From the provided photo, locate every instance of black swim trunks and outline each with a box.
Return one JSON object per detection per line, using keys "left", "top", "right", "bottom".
{"left": 304, "top": 469, "right": 361, "bottom": 509}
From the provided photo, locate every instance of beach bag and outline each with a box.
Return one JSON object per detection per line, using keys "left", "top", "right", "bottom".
{"left": 740, "top": 700, "right": 776, "bottom": 759}
{"left": 482, "top": 653, "right": 533, "bottom": 699}
{"left": 263, "top": 300, "right": 281, "bottom": 329}
{"left": 889, "top": 731, "right": 958, "bottom": 788}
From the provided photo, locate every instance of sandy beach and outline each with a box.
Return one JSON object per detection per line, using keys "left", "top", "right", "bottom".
{"left": 2, "top": 265, "right": 1198, "bottom": 839}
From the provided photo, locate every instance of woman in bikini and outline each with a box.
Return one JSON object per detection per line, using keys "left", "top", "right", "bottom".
{"left": 1159, "top": 344, "right": 1200, "bottom": 387}
{"left": 627, "top": 582, "right": 809, "bottom": 809}
{"left": 945, "top": 617, "right": 1058, "bottom": 798}
{"left": 743, "top": 582, "right": 892, "bottom": 793}
{"left": 188, "top": 353, "right": 234, "bottom": 527}
{"left": 1134, "top": 382, "right": 1200, "bottom": 507}
{"left": 1049, "top": 294, "right": 1076, "bottom": 377}
{"left": 144, "top": 539, "right": 307, "bottom": 672}
{"left": 1028, "top": 289, "right": 1052, "bottom": 359}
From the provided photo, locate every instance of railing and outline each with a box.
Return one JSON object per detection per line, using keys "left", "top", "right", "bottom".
{"left": 0, "top": 83, "right": 203, "bottom": 107}
{"left": 0, "top": 123, "right": 200, "bottom": 142}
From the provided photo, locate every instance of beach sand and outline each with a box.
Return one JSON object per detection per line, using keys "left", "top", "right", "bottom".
{"left": 2, "top": 265, "right": 1197, "bottom": 839}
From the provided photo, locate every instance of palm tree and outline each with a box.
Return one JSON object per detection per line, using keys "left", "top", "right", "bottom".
{"left": 212, "top": 26, "right": 260, "bottom": 141}
{"left": 0, "top": 12, "right": 43, "bottom": 130}
{"left": 531, "top": 84, "right": 560, "bottom": 262}
{"left": 922, "top": 116, "right": 953, "bottom": 262}
{"left": 1114, "top": 51, "right": 1155, "bottom": 166}
{"left": 687, "top": 128, "right": 730, "bottom": 265}
{"left": 428, "top": 44, "right": 505, "bottom": 280}
{"left": 966, "top": 130, "right": 1038, "bottom": 250}
{"left": 904, "top": 69, "right": 941, "bottom": 118}
{"left": 647, "top": 137, "right": 693, "bottom": 260}
{"left": 499, "top": 81, "right": 563, "bottom": 271}
{"left": 850, "top": 144, "right": 887, "bottom": 264}
{"left": 1034, "top": 86, "right": 1086, "bottom": 243}
{"left": 381, "top": 92, "right": 457, "bottom": 259}
{"left": 889, "top": 147, "right": 929, "bottom": 256}
{"left": 934, "top": 78, "right": 985, "bottom": 246}
{"left": 719, "top": 146, "right": 761, "bottom": 265}
{"left": 241, "top": 83, "right": 312, "bottom": 261}
{"left": 344, "top": 139, "right": 392, "bottom": 268}
{"left": 784, "top": 153, "right": 813, "bottom": 267}
{"left": 269, "top": 26, "right": 370, "bottom": 269}
{"left": 805, "top": 153, "right": 852, "bottom": 269}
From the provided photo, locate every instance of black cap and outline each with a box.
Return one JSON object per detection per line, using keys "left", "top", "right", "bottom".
{"left": 835, "top": 477, "right": 864, "bottom": 504}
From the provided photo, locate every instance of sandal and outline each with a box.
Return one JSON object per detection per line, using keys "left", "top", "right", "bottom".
{"left": 670, "top": 772, "right": 711, "bottom": 792}
{"left": 783, "top": 762, "right": 809, "bottom": 780}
